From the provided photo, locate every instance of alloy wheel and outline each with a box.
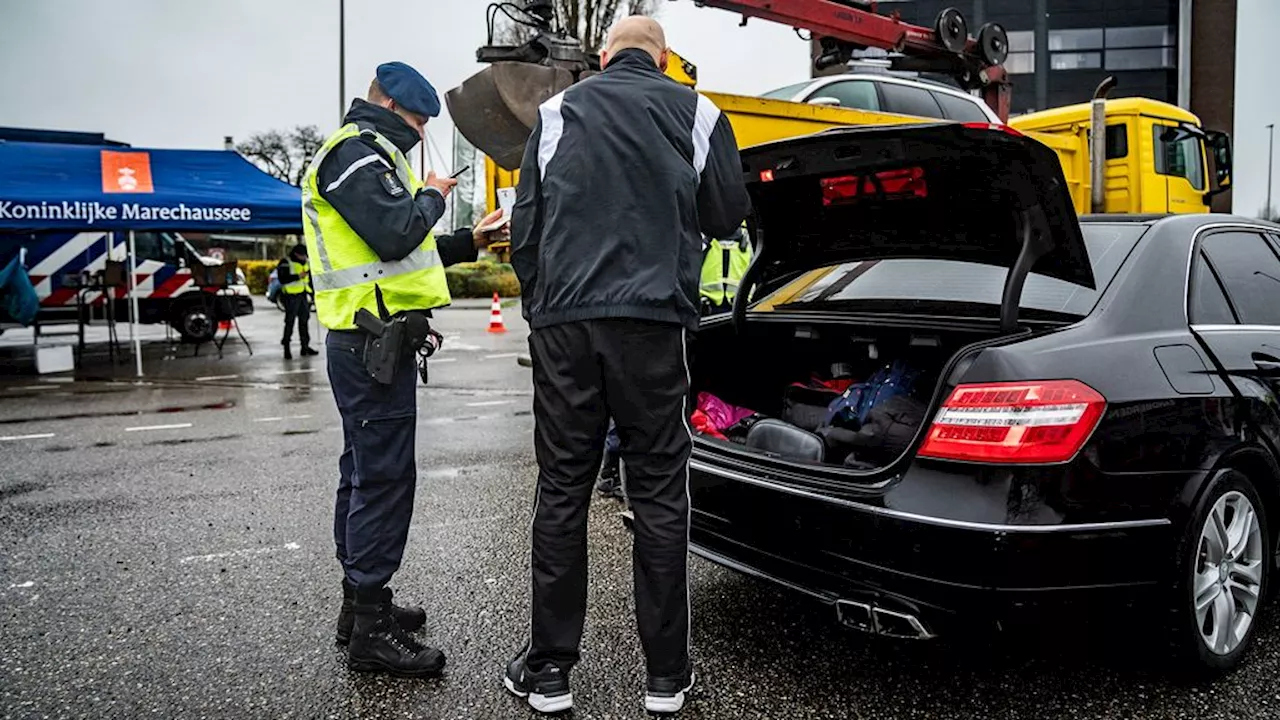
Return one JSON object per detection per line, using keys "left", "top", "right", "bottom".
{"left": 1194, "top": 490, "right": 1264, "bottom": 656}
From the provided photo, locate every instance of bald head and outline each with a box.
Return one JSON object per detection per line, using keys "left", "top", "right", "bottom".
{"left": 601, "top": 16, "right": 669, "bottom": 71}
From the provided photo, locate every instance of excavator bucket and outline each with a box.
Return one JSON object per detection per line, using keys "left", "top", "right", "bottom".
{"left": 446, "top": 62, "right": 576, "bottom": 171}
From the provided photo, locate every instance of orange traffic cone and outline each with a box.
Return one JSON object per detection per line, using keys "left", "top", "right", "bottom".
{"left": 487, "top": 292, "right": 507, "bottom": 334}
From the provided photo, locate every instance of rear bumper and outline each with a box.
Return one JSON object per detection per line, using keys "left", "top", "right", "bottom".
{"left": 689, "top": 459, "right": 1177, "bottom": 635}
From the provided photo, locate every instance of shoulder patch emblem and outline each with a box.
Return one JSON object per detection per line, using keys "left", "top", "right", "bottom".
{"left": 380, "top": 171, "right": 406, "bottom": 197}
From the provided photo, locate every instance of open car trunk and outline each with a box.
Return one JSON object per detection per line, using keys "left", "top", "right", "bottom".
{"left": 689, "top": 123, "right": 1092, "bottom": 475}
{"left": 690, "top": 316, "right": 1008, "bottom": 471}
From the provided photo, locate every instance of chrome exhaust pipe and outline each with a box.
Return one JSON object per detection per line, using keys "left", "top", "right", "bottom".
{"left": 872, "top": 606, "right": 935, "bottom": 640}
{"left": 835, "top": 600, "right": 874, "bottom": 633}
{"left": 836, "top": 599, "right": 934, "bottom": 639}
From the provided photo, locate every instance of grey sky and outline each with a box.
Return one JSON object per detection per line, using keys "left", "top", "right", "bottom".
{"left": 0, "top": 0, "right": 1275, "bottom": 216}
{"left": 0, "top": 0, "right": 808, "bottom": 161}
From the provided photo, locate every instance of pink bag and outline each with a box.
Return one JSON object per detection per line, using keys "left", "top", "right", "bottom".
{"left": 697, "top": 393, "right": 755, "bottom": 431}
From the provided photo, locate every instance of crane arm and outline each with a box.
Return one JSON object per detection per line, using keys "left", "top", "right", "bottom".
{"left": 690, "top": 0, "right": 1012, "bottom": 121}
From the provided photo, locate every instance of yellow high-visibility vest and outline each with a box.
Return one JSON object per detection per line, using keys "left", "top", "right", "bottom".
{"left": 282, "top": 260, "right": 310, "bottom": 295}
{"left": 699, "top": 232, "right": 752, "bottom": 306}
{"left": 301, "top": 123, "right": 450, "bottom": 330}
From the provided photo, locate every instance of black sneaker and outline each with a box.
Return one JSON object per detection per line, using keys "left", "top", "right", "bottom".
{"left": 504, "top": 646, "right": 572, "bottom": 714}
{"left": 301, "top": 345, "right": 320, "bottom": 357}
{"left": 597, "top": 454, "right": 622, "bottom": 499}
{"left": 283, "top": 345, "right": 293, "bottom": 360}
{"left": 347, "top": 593, "right": 445, "bottom": 678}
{"left": 336, "top": 582, "right": 426, "bottom": 646}
{"left": 596, "top": 473, "right": 623, "bottom": 500}
{"left": 645, "top": 665, "right": 695, "bottom": 714}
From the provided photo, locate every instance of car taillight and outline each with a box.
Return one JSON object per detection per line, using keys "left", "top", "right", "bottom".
{"left": 918, "top": 380, "right": 1106, "bottom": 464}
{"left": 821, "top": 167, "right": 927, "bottom": 206}
{"left": 961, "top": 122, "right": 1025, "bottom": 138}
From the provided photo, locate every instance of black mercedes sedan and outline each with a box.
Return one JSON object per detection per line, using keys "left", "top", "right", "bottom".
{"left": 688, "top": 122, "right": 1280, "bottom": 674}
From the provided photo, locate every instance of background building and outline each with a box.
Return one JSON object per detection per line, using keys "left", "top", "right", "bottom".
{"left": 812, "top": 0, "right": 1237, "bottom": 210}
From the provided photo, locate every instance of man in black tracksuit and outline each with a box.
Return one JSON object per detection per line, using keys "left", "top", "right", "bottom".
{"left": 503, "top": 16, "right": 749, "bottom": 716}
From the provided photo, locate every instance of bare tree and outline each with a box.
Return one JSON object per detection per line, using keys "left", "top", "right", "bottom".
{"left": 497, "top": 0, "right": 660, "bottom": 53}
{"left": 236, "top": 125, "right": 324, "bottom": 187}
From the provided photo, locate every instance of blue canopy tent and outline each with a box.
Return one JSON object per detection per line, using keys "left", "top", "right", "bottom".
{"left": 0, "top": 141, "right": 302, "bottom": 234}
{"left": 0, "top": 140, "right": 303, "bottom": 374}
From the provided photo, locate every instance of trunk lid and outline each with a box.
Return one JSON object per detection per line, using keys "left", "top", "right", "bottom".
{"left": 740, "top": 123, "right": 1094, "bottom": 298}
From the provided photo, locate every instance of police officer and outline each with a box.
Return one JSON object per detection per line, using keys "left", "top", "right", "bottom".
{"left": 303, "top": 62, "right": 507, "bottom": 678}
{"left": 277, "top": 243, "right": 317, "bottom": 359}
{"left": 698, "top": 224, "right": 751, "bottom": 315}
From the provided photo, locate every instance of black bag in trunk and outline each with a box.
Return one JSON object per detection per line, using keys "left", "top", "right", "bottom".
{"left": 781, "top": 386, "right": 841, "bottom": 431}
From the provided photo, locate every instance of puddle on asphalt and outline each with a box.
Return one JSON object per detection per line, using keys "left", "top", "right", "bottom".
{"left": 282, "top": 386, "right": 314, "bottom": 404}
{"left": 0, "top": 400, "right": 238, "bottom": 425}
{"left": 143, "top": 434, "right": 242, "bottom": 447}
{"left": 0, "top": 481, "right": 46, "bottom": 500}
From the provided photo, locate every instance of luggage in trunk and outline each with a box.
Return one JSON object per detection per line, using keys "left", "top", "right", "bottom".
{"left": 690, "top": 319, "right": 1000, "bottom": 472}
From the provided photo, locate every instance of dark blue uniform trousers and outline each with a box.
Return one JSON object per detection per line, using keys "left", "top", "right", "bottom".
{"left": 326, "top": 329, "right": 419, "bottom": 597}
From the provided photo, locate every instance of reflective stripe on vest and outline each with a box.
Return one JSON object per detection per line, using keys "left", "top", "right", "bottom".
{"left": 301, "top": 123, "right": 451, "bottom": 330}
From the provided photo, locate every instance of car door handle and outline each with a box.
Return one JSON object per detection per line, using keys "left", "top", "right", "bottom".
{"left": 1251, "top": 353, "right": 1280, "bottom": 372}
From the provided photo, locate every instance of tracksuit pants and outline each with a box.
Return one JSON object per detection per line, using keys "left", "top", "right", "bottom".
{"left": 281, "top": 293, "right": 311, "bottom": 348}
{"left": 526, "top": 318, "right": 693, "bottom": 677}
{"left": 326, "top": 329, "right": 419, "bottom": 598}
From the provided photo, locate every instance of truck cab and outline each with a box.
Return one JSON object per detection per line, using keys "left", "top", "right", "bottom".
{"left": 1009, "top": 98, "right": 1233, "bottom": 214}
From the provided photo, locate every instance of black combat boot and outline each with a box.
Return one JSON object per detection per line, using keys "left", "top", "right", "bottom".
{"left": 336, "top": 581, "right": 426, "bottom": 645}
{"left": 282, "top": 341, "right": 293, "bottom": 360}
{"left": 301, "top": 345, "right": 320, "bottom": 357}
{"left": 347, "top": 590, "right": 445, "bottom": 677}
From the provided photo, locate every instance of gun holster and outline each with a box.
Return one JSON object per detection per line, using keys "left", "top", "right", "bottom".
{"left": 355, "top": 309, "right": 439, "bottom": 385}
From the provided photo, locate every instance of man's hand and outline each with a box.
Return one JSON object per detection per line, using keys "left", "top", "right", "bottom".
{"left": 472, "top": 208, "right": 512, "bottom": 249}
{"left": 424, "top": 171, "right": 458, "bottom": 198}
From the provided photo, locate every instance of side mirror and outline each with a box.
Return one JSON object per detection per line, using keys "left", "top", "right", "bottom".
{"left": 1206, "top": 130, "right": 1232, "bottom": 191}
{"left": 807, "top": 96, "right": 841, "bottom": 107}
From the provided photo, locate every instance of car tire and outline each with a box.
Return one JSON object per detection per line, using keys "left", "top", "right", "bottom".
{"left": 1169, "top": 468, "right": 1270, "bottom": 675}
{"left": 172, "top": 303, "right": 217, "bottom": 343}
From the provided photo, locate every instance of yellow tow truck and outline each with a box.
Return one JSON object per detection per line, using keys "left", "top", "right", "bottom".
{"left": 480, "top": 65, "right": 1232, "bottom": 264}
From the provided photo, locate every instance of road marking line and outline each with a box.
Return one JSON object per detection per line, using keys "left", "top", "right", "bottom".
{"left": 430, "top": 357, "right": 457, "bottom": 364}
{"left": 483, "top": 352, "right": 519, "bottom": 360}
{"left": 195, "top": 374, "right": 239, "bottom": 382}
{"left": 179, "top": 542, "right": 302, "bottom": 564}
{"left": 273, "top": 369, "right": 314, "bottom": 375}
{"left": 287, "top": 414, "right": 313, "bottom": 420}
{"left": 253, "top": 417, "right": 283, "bottom": 423}
{"left": 125, "top": 423, "right": 192, "bottom": 432}
{"left": 8, "top": 581, "right": 35, "bottom": 589}
{"left": 15, "top": 385, "right": 55, "bottom": 391}
{"left": 0, "top": 433, "right": 55, "bottom": 441}
{"left": 466, "top": 400, "right": 512, "bottom": 407}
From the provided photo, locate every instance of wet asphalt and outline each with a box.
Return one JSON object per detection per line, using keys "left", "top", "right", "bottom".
{"left": 4, "top": 300, "right": 1280, "bottom": 719}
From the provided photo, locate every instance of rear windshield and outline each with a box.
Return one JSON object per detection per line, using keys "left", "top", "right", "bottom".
{"left": 760, "top": 82, "right": 812, "bottom": 100}
{"left": 768, "top": 224, "right": 1147, "bottom": 318}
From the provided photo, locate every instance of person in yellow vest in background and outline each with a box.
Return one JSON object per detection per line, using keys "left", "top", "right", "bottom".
{"left": 699, "top": 223, "right": 752, "bottom": 315}
{"left": 302, "top": 61, "right": 508, "bottom": 680}
{"left": 276, "top": 243, "right": 316, "bottom": 359}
